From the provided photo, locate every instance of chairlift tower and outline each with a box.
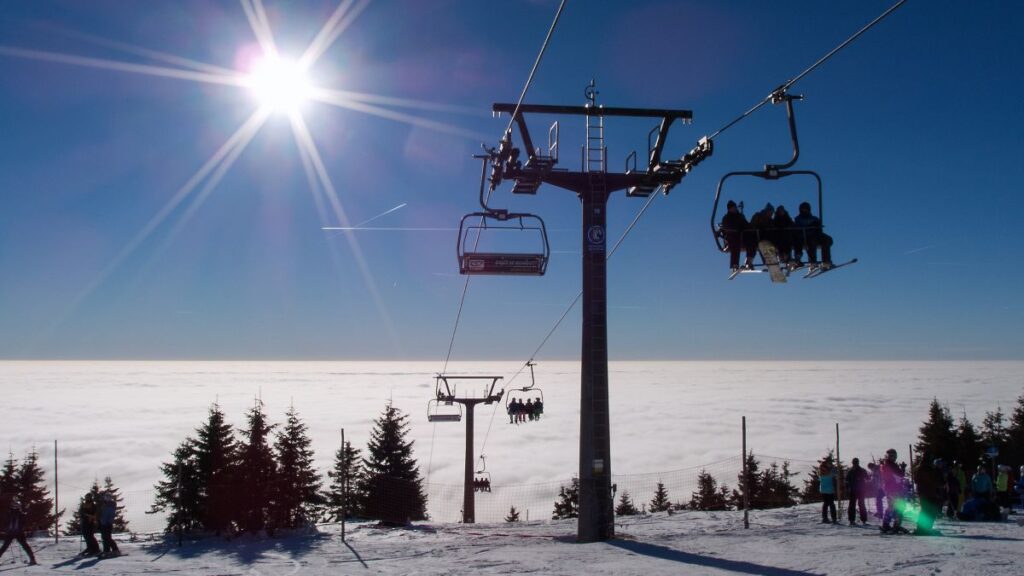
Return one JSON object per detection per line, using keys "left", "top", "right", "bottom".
{"left": 431, "top": 374, "right": 503, "bottom": 524}
{"left": 488, "top": 81, "right": 711, "bottom": 541}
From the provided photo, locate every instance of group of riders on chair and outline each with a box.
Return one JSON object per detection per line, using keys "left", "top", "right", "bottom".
{"left": 720, "top": 199, "right": 832, "bottom": 272}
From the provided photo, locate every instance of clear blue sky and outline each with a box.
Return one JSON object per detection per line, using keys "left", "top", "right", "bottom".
{"left": 1, "top": 1, "right": 1021, "bottom": 361}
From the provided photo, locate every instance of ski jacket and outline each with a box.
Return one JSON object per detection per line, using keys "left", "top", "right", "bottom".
{"left": 845, "top": 466, "right": 868, "bottom": 497}
{"left": 971, "top": 472, "right": 994, "bottom": 498}
{"left": 750, "top": 210, "right": 774, "bottom": 231}
{"left": 99, "top": 499, "right": 116, "bottom": 527}
{"left": 880, "top": 460, "right": 904, "bottom": 497}
{"left": 5, "top": 509, "right": 26, "bottom": 535}
{"left": 996, "top": 471, "right": 1009, "bottom": 492}
{"left": 79, "top": 499, "right": 98, "bottom": 526}
{"left": 794, "top": 213, "right": 822, "bottom": 230}
{"left": 914, "top": 465, "right": 944, "bottom": 504}
{"left": 819, "top": 471, "right": 837, "bottom": 495}
{"left": 720, "top": 211, "right": 748, "bottom": 233}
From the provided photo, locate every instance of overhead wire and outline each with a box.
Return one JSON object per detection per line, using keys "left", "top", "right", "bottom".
{"left": 476, "top": 0, "right": 909, "bottom": 457}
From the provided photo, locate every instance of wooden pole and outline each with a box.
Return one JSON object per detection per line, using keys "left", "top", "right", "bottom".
{"left": 341, "top": 428, "right": 346, "bottom": 543}
{"left": 54, "top": 440, "right": 59, "bottom": 544}
{"left": 742, "top": 416, "right": 749, "bottom": 529}
{"left": 836, "top": 423, "right": 843, "bottom": 516}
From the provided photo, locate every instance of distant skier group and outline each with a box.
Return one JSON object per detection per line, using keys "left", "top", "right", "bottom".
{"left": 816, "top": 448, "right": 1024, "bottom": 536}
{"left": 507, "top": 397, "right": 543, "bottom": 424}
{"left": 473, "top": 477, "right": 492, "bottom": 493}
{"left": 77, "top": 491, "right": 122, "bottom": 559}
{"left": 719, "top": 200, "right": 833, "bottom": 272}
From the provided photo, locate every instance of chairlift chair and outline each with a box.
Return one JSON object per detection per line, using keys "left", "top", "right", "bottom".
{"left": 427, "top": 399, "right": 462, "bottom": 423}
{"left": 505, "top": 361, "right": 545, "bottom": 418}
{"left": 457, "top": 211, "right": 550, "bottom": 276}
{"left": 474, "top": 455, "right": 492, "bottom": 493}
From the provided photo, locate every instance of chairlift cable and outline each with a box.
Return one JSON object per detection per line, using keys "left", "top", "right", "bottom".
{"left": 503, "top": 0, "right": 568, "bottom": 139}
{"left": 707, "top": 0, "right": 907, "bottom": 141}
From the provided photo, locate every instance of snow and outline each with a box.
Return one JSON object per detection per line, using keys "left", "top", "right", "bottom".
{"left": 4, "top": 505, "right": 1022, "bottom": 575}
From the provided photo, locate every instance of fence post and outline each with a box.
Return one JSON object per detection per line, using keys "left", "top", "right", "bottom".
{"left": 836, "top": 423, "right": 844, "bottom": 516}
{"left": 54, "top": 440, "right": 59, "bottom": 544}
{"left": 341, "top": 428, "right": 346, "bottom": 543}
{"left": 742, "top": 416, "right": 749, "bottom": 529}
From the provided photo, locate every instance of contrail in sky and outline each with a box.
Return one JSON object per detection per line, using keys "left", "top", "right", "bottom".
{"left": 355, "top": 203, "right": 407, "bottom": 227}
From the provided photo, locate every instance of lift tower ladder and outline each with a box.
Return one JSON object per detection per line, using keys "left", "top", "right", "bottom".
{"left": 491, "top": 82, "right": 710, "bottom": 542}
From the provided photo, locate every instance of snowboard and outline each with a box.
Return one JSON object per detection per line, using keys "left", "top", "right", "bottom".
{"left": 757, "top": 241, "right": 787, "bottom": 283}
{"left": 805, "top": 258, "right": 858, "bottom": 279}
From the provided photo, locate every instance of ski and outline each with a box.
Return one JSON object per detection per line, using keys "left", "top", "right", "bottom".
{"left": 804, "top": 258, "right": 858, "bottom": 279}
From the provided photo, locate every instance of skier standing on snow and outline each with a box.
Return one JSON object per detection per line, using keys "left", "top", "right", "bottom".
{"left": 880, "top": 449, "right": 907, "bottom": 533}
{"left": 818, "top": 461, "right": 838, "bottom": 524}
{"left": 971, "top": 465, "right": 994, "bottom": 501}
{"left": 866, "top": 462, "right": 884, "bottom": 518}
{"left": 1013, "top": 466, "right": 1024, "bottom": 512}
{"left": 845, "top": 458, "right": 869, "bottom": 525}
{"left": 944, "top": 461, "right": 962, "bottom": 518}
{"left": 98, "top": 492, "right": 120, "bottom": 557}
{"left": 913, "top": 457, "right": 945, "bottom": 535}
{"left": 0, "top": 499, "right": 37, "bottom": 566}
{"left": 78, "top": 492, "right": 101, "bottom": 556}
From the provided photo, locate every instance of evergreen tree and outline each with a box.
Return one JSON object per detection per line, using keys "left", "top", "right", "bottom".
{"left": 981, "top": 406, "right": 1010, "bottom": 462}
{"left": 326, "top": 440, "right": 363, "bottom": 521}
{"left": 16, "top": 450, "right": 61, "bottom": 535}
{"left": 151, "top": 439, "right": 203, "bottom": 533}
{"left": 193, "top": 403, "right": 239, "bottom": 534}
{"left": 360, "top": 402, "right": 427, "bottom": 525}
{"left": 1007, "top": 394, "right": 1024, "bottom": 467}
{"left": 689, "top": 469, "right": 730, "bottom": 511}
{"left": 551, "top": 477, "right": 579, "bottom": 520}
{"left": 272, "top": 406, "right": 324, "bottom": 529}
{"left": 759, "top": 461, "right": 800, "bottom": 508}
{"left": 649, "top": 482, "right": 671, "bottom": 513}
{"left": 615, "top": 490, "right": 639, "bottom": 516}
{"left": 916, "top": 399, "right": 956, "bottom": 462}
{"left": 237, "top": 399, "right": 277, "bottom": 533}
{"left": 0, "top": 453, "right": 17, "bottom": 495}
{"left": 954, "top": 412, "right": 983, "bottom": 469}
{"left": 504, "top": 506, "right": 521, "bottom": 522}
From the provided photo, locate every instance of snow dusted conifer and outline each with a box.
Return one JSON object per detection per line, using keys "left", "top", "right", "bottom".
{"left": 0, "top": 453, "right": 17, "bottom": 495}
{"left": 649, "top": 482, "right": 671, "bottom": 513}
{"left": 16, "top": 450, "right": 61, "bottom": 534}
{"left": 504, "top": 506, "right": 521, "bottom": 522}
{"left": 151, "top": 439, "right": 202, "bottom": 533}
{"left": 916, "top": 398, "right": 956, "bottom": 462}
{"left": 360, "top": 402, "right": 427, "bottom": 525}
{"left": 326, "top": 440, "right": 363, "bottom": 521}
{"left": 272, "top": 406, "right": 324, "bottom": 529}
{"left": 551, "top": 477, "right": 579, "bottom": 520}
{"left": 1007, "top": 394, "right": 1024, "bottom": 467}
{"left": 194, "top": 402, "right": 238, "bottom": 534}
{"left": 237, "top": 398, "right": 277, "bottom": 533}
{"left": 689, "top": 469, "right": 730, "bottom": 511}
{"left": 615, "top": 490, "right": 639, "bottom": 516}
{"left": 955, "top": 412, "right": 982, "bottom": 468}
{"left": 981, "top": 406, "right": 1009, "bottom": 460}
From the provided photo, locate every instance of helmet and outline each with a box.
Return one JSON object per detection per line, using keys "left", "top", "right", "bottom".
{"left": 933, "top": 458, "right": 944, "bottom": 468}
{"left": 885, "top": 448, "right": 897, "bottom": 460}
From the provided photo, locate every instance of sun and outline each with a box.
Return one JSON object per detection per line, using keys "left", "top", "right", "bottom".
{"left": 246, "top": 55, "right": 313, "bottom": 113}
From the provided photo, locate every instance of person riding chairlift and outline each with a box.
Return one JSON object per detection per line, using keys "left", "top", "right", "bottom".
{"left": 793, "top": 201, "right": 833, "bottom": 269}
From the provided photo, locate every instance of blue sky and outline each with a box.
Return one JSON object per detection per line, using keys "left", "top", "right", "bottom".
{"left": 0, "top": 0, "right": 1021, "bottom": 361}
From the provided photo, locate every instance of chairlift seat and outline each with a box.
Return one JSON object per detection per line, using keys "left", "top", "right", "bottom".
{"left": 460, "top": 252, "right": 547, "bottom": 276}
{"left": 427, "top": 413, "right": 462, "bottom": 423}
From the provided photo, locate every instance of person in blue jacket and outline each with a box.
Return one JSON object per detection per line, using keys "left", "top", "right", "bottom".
{"left": 819, "top": 461, "right": 838, "bottom": 524}
{"left": 793, "top": 201, "right": 833, "bottom": 268}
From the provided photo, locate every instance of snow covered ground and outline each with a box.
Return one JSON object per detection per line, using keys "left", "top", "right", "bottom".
{"left": 3, "top": 504, "right": 1022, "bottom": 575}
{"left": 1, "top": 361, "right": 1022, "bottom": 530}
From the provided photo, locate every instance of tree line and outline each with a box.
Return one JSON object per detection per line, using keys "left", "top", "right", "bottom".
{"left": 149, "top": 399, "right": 427, "bottom": 535}
{"left": 915, "top": 394, "right": 1024, "bottom": 471}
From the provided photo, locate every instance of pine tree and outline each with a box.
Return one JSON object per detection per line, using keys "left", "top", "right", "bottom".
{"left": 272, "top": 406, "right": 324, "bottom": 529}
{"left": 551, "top": 477, "right": 579, "bottom": 520}
{"left": 649, "top": 482, "right": 671, "bottom": 513}
{"left": 151, "top": 439, "right": 203, "bottom": 533}
{"left": 615, "top": 490, "right": 639, "bottom": 516}
{"left": 981, "top": 406, "right": 1010, "bottom": 462}
{"left": 504, "top": 506, "right": 521, "bottom": 522}
{"left": 954, "top": 412, "right": 982, "bottom": 469}
{"left": 193, "top": 403, "right": 239, "bottom": 534}
{"left": 237, "top": 399, "right": 277, "bottom": 533}
{"left": 0, "top": 453, "right": 16, "bottom": 495}
{"left": 17, "top": 450, "right": 61, "bottom": 535}
{"left": 360, "top": 402, "right": 427, "bottom": 525}
{"left": 1007, "top": 394, "right": 1024, "bottom": 468}
{"left": 759, "top": 461, "right": 800, "bottom": 508}
{"left": 689, "top": 469, "right": 730, "bottom": 511}
{"left": 916, "top": 398, "right": 956, "bottom": 462}
{"left": 326, "top": 440, "right": 363, "bottom": 521}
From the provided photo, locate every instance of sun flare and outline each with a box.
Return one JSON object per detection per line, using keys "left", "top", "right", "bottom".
{"left": 246, "top": 56, "right": 313, "bottom": 113}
